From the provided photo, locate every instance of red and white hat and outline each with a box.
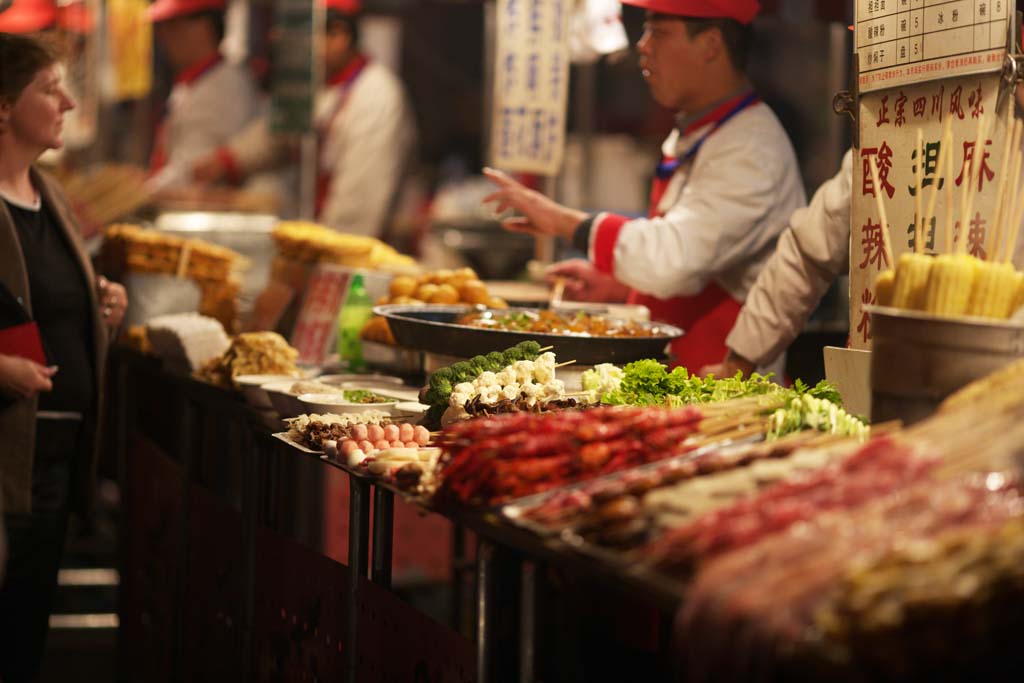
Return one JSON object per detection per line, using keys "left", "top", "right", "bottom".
{"left": 145, "top": 0, "right": 225, "bottom": 24}
{"left": 0, "top": 0, "right": 58, "bottom": 33}
{"left": 322, "top": 0, "right": 361, "bottom": 13}
{"left": 620, "top": 0, "right": 760, "bottom": 24}
{"left": 57, "top": 0, "right": 95, "bottom": 34}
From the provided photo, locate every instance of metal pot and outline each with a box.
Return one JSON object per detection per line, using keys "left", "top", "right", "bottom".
{"left": 869, "top": 305, "right": 1024, "bottom": 425}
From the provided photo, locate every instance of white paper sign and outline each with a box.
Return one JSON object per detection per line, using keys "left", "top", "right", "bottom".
{"left": 856, "top": 0, "right": 1009, "bottom": 92}
{"left": 491, "top": 0, "right": 572, "bottom": 175}
{"left": 850, "top": 73, "right": 1010, "bottom": 348}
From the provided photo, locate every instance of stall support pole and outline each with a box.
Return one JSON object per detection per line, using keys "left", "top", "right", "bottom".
{"left": 476, "top": 540, "right": 495, "bottom": 683}
{"left": 519, "top": 561, "right": 537, "bottom": 683}
{"left": 345, "top": 476, "right": 371, "bottom": 683}
{"left": 371, "top": 487, "right": 394, "bottom": 588}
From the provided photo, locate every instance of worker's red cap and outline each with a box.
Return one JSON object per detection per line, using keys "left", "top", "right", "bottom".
{"left": 322, "top": 0, "right": 361, "bottom": 13}
{"left": 57, "top": 1, "right": 95, "bottom": 34}
{"left": 0, "top": 0, "right": 58, "bottom": 33}
{"left": 146, "top": 0, "right": 225, "bottom": 24}
{"left": 620, "top": 0, "right": 760, "bottom": 24}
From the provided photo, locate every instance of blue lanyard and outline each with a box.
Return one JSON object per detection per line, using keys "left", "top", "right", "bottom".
{"left": 655, "top": 92, "right": 760, "bottom": 180}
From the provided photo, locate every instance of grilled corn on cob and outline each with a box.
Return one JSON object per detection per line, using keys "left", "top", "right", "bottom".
{"left": 892, "top": 253, "right": 932, "bottom": 310}
{"left": 924, "top": 254, "right": 976, "bottom": 316}
{"left": 1011, "top": 273, "right": 1024, "bottom": 317}
{"left": 874, "top": 270, "right": 896, "bottom": 306}
{"left": 966, "top": 261, "right": 1018, "bottom": 319}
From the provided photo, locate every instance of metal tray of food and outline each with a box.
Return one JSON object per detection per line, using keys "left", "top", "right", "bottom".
{"left": 374, "top": 304, "right": 683, "bottom": 365}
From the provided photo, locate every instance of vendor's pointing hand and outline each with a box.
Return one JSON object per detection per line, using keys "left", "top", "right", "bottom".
{"left": 482, "top": 167, "right": 588, "bottom": 240}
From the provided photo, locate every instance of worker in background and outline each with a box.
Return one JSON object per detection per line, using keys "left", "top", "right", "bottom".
{"left": 191, "top": 0, "right": 417, "bottom": 238}
{"left": 145, "top": 0, "right": 263, "bottom": 184}
{"left": 483, "top": 0, "right": 805, "bottom": 373}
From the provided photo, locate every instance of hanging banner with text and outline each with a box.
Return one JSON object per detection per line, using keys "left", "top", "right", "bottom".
{"left": 856, "top": 0, "right": 1010, "bottom": 92}
{"left": 850, "top": 73, "right": 1012, "bottom": 348}
{"left": 491, "top": 0, "right": 572, "bottom": 175}
{"left": 271, "top": 0, "right": 319, "bottom": 134}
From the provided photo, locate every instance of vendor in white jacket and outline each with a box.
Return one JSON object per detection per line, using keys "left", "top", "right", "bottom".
{"left": 146, "top": 0, "right": 263, "bottom": 182}
{"left": 484, "top": 0, "right": 805, "bottom": 372}
{"left": 193, "top": 0, "right": 416, "bottom": 238}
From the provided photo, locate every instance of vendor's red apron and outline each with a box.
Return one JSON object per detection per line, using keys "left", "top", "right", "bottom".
{"left": 627, "top": 91, "right": 759, "bottom": 371}
{"left": 149, "top": 54, "right": 224, "bottom": 173}
{"left": 314, "top": 55, "right": 369, "bottom": 219}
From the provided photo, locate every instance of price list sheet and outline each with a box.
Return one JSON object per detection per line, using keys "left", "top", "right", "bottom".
{"left": 491, "top": 0, "right": 571, "bottom": 175}
{"left": 857, "top": 0, "right": 1010, "bottom": 91}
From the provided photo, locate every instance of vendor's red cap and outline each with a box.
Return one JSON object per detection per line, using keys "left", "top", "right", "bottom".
{"left": 0, "top": 0, "right": 58, "bottom": 33}
{"left": 146, "top": 0, "right": 225, "bottom": 24}
{"left": 57, "top": 1, "right": 95, "bottom": 34}
{"left": 322, "top": 0, "right": 361, "bottom": 13}
{"left": 620, "top": 0, "right": 760, "bottom": 24}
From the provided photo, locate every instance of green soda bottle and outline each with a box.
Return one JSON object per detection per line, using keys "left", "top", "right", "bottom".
{"left": 337, "top": 273, "right": 373, "bottom": 370}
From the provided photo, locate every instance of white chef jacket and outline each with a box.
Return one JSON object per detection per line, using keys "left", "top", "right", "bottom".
{"left": 223, "top": 57, "right": 415, "bottom": 238}
{"left": 726, "top": 150, "right": 852, "bottom": 367}
{"left": 726, "top": 146, "right": 1024, "bottom": 366}
{"left": 585, "top": 100, "right": 806, "bottom": 301}
{"left": 155, "top": 55, "right": 263, "bottom": 181}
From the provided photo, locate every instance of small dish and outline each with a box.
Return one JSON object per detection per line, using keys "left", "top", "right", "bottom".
{"left": 298, "top": 392, "right": 400, "bottom": 416}
{"left": 235, "top": 373, "right": 305, "bottom": 410}
{"left": 318, "top": 373, "right": 405, "bottom": 386}
{"left": 261, "top": 380, "right": 307, "bottom": 418}
{"left": 337, "top": 381, "right": 420, "bottom": 402}
{"left": 393, "top": 401, "right": 430, "bottom": 419}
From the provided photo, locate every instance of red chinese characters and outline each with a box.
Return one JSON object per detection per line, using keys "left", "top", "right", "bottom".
{"left": 861, "top": 143, "right": 896, "bottom": 199}
{"left": 859, "top": 217, "right": 891, "bottom": 271}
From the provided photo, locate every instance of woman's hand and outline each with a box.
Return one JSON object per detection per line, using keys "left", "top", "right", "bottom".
{"left": 97, "top": 276, "right": 128, "bottom": 328}
{"left": 0, "top": 354, "right": 56, "bottom": 399}
{"left": 482, "top": 168, "right": 588, "bottom": 240}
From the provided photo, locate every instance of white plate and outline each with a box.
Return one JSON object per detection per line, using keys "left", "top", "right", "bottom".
{"left": 298, "top": 392, "right": 400, "bottom": 416}
{"left": 261, "top": 380, "right": 307, "bottom": 418}
{"left": 393, "top": 401, "right": 430, "bottom": 418}
{"left": 318, "top": 373, "right": 405, "bottom": 386}
{"left": 337, "top": 382, "right": 420, "bottom": 402}
{"left": 235, "top": 370, "right": 318, "bottom": 410}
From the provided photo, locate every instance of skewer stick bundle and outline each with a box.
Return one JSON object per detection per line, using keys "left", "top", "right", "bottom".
{"left": 945, "top": 128, "right": 955, "bottom": 252}
{"left": 959, "top": 113, "right": 989, "bottom": 255}
{"left": 989, "top": 110, "right": 1017, "bottom": 258}
{"left": 915, "top": 128, "right": 924, "bottom": 253}
{"left": 867, "top": 155, "right": 895, "bottom": 270}
{"left": 924, "top": 115, "right": 953, "bottom": 250}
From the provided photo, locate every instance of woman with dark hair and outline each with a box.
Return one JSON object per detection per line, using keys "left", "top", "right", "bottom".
{"left": 0, "top": 32, "right": 127, "bottom": 680}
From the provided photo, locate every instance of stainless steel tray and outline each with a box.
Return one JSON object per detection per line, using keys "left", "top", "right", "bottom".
{"left": 375, "top": 304, "right": 682, "bottom": 365}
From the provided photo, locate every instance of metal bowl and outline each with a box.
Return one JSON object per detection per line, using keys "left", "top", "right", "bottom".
{"left": 374, "top": 304, "right": 682, "bottom": 365}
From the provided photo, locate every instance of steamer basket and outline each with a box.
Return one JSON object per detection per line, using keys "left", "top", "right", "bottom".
{"left": 868, "top": 305, "right": 1024, "bottom": 425}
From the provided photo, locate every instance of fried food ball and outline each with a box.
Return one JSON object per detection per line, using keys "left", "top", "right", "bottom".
{"left": 458, "top": 279, "right": 490, "bottom": 305}
{"left": 487, "top": 296, "right": 509, "bottom": 309}
{"left": 430, "top": 283, "right": 461, "bottom": 304}
{"left": 415, "top": 283, "right": 440, "bottom": 301}
{"left": 389, "top": 275, "right": 418, "bottom": 298}
{"left": 376, "top": 295, "right": 390, "bottom": 306}
{"left": 431, "top": 268, "right": 455, "bottom": 285}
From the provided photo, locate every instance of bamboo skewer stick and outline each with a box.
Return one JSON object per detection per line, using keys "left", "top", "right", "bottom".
{"left": 1005, "top": 161, "right": 1024, "bottom": 262}
{"left": 959, "top": 114, "right": 989, "bottom": 254}
{"left": 995, "top": 118, "right": 1023, "bottom": 260}
{"left": 915, "top": 128, "right": 924, "bottom": 253}
{"left": 925, "top": 116, "right": 953, "bottom": 252}
{"left": 867, "top": 155, "right": 895, "bottom": 269}
{"left": 554, "top": 360, "right": 576, "bottom": 369}
{"left": 945, "top": 128, "right": 955, "bottom": 252}
{"left": 989, "top": 109, "right": 1016, "bottom": 259}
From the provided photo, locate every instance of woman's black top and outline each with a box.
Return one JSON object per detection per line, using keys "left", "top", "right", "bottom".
{"left": 4, "top": 197, "right": 95, "bottom": 414}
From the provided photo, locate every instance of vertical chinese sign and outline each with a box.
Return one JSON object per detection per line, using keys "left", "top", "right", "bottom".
{"left": 271, "top": 0, "right": 318, "bottom": 134}
{"left": 291, "top": 266, "right": 351, "bottom": 365}
{"left": 491, "top": 0, "right": 572, "bottom": 175}
{"left": 850, "top": 0, "right": 1011, "bottom": 349}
